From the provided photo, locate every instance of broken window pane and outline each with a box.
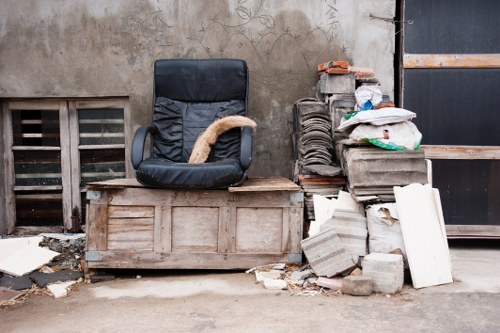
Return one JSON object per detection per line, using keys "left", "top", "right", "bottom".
{"left": 14, "top": 150, "right": 62, "bottom": 186}
{"left": 15, "top": 191, "right": 63, "bottom": 226}
{"left": 12, "top": 109, "right": 60, "bottom": 147}
{"left": 78, "top": 108, "right": 124, "bottom": 145}
{"left": 80, "top": 148, "right": 125, "bottom": 186}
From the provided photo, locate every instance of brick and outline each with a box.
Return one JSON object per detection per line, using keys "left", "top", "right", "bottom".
{"left": 341, "top": 276, "right": 373, "bottom": 296}
{"left": 362, "top": 253, "right": 404, "bottom": 294}
{"left": 301, "top": 228, "right": 356, "bottom": 277}
{"left": 316, "top": 277, "right": 343, "bottom": 290}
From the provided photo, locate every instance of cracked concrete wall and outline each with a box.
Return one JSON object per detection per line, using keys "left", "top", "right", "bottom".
{"left": 0, "top": 0, "right": 395, "bottom": 178}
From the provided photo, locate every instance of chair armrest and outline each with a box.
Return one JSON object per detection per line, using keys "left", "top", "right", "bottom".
{"left": 240, "top": 126, "right": 253, "bottom": 171}
{"left": 131, "top": 125, "right": 157, "bottom": 170}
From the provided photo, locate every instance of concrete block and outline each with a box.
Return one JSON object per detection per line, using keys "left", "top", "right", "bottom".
{"left": 320, "top": 209, "right": 368, "bottom": 262}
{"left": 320, "top": 73, "right": 356, "bottom": 94}
{"left": 362, "top": 253, "right": 404, "bottom": 294}
{"left": 342, "top": 276, "right": 373, "bottom": 296}
{"left": 263, "top": 279, "right": 287, "bottom": 290}
{"left": 316, "top": 277, "right": 343, "bottom": 290}
{"left": 255, "top": 270, "right": 282, "bottom": 282}
{"left": 301, "top": 228, "right": 356, "bottom": 277}
{"left": 328, "top": 94, "right": 356, "bottom": 132}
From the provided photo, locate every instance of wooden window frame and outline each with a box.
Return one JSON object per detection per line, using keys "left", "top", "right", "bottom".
{"left": 3, "top": 98, "right": 131, "bottom": 234}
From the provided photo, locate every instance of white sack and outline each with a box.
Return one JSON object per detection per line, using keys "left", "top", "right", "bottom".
{"left": 338, "top": 107, "right": 416, "bottom": 132}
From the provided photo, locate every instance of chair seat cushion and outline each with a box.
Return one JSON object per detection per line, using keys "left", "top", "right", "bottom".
{"left": 135, "top": 157, "right": 245, "bottom": 189}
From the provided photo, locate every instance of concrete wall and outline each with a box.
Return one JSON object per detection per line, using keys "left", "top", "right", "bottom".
{"left": 0, "top": 0, "right": 395, "bottom": 178}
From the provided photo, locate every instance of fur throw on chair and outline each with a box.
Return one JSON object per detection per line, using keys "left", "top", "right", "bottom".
{"left": 189, "top": 116, "right": 257, "bottom": 164}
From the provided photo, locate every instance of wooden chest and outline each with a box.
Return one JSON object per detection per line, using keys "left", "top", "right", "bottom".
{"left": 85, "top": 177, "right": 303, "bottom": 269}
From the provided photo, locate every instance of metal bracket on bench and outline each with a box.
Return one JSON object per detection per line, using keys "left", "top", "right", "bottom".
{"left": 289, "top": 192, "right": 304, "bottom": 203}
{"left": 86, "top": 190, "right": 102, "bottom": 201}
{"left": 288, "top": 253, "right": 303, "bottom": 264}
{"left": 85, "top": 251, "right": 103, "bottom": 262}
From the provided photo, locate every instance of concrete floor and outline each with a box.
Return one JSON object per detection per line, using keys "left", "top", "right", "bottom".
{"left": 1, "top": 241, "right": 499, "bottom": 333}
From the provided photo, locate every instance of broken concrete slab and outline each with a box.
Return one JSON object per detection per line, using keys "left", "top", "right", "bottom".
{"left": 320, "top": 209, "right": 368, "bottom": 262}
{"left": 337, "top": 191, "right": 364, "bottom": 215}
{"left": 289, "top": 270, "right": 313, "bottom": 283}
{"left": 316, "top": 277, "right": 343, "bottom": 290}
{"left": 366, "top": 203, "right": 407, "bottom": 262}
{"left": 263, "top": 279, "right": 287, "bottom": 290}
{"left": 394, "top": 183, "right": 453, "bottom": 289}
{"left": 362, "top": 253, "right": 404, "bottom": 294}
{"left": 342, "top": 276, "right": 373, "bottom": 296}
{"left": 308, "top": 194, "right": 338, "bottom": 236}
{"left": 255, "top": 270, "right": 282, "bottom": 283}
{"left": 47, "top": 280, "right": 77, "bottom": 298}
{"left": 0, "top": 275, "right": 32, "bottom": 290}
{"left": 30, "top": 269, "right": 83, "bottom": 288}
{"left": 0, "top": 237, "right": 60, "bottom": 276}
{"left": 301, "top": 228, "right": 356, "bottom": 277}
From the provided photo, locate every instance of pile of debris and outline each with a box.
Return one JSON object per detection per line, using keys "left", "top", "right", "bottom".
{"left": 287, "top": 60, "right": 454, "bottom": 295}
{"left": 0, "top": 234, "right": 85, "bottom": 306}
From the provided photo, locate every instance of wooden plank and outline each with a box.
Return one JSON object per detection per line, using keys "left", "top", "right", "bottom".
{"left": 14, "top": 193, "right": 63, "bottom": 200}
{"left": 8, "top": 100, "right": 61, "bottom": 110}
{"left": 217, "top": 206, "right": 236, "bottom": 253}
{"left": 3, "top": 102, "right": 16, "bottom": 233}
{"left": 86, "top": 178, "right": 143, "bottom": 189}
{"left": 11, "top": 146, "right": 61, "bottom": 151}
{"left": 75, "top": 99, "right": 125, "bottom": 110}
{"left": 86, "top": 251, "right": 301, "bottom": 269}
{"left": 123, "top": 100, "right": 133, "bottom": 178}
{"left": 282, "top": 207, "right": 303, "bottom": 253}
{"left": 394, "top": 183, "right": 453, "bottom": 288}
{"left": 154, "top": 205, "right": 172, "bottom": 253}
{"left": 108, "top": 206, "right": 154, "bottom": 218}
{"left": 59, "top": 101, "right": 75, "bottom": 231}
{"left": 404, "top": 53, "right": 500, "bottom": 69}
{"left": 86, "top": 203, "right": 108, "bottom": 251}
{"left": 14, "top": 185, "right": 63, "bottom": 191}
{"left": 171, "top": 207, "right": 219, "bottom": 252}
{"left": 108, "top": 217, "right": 154, "bottom": 251}
{"left": 421, "top": 145, "right": 500, "bottom": 160}
{"left": 13, "top": 226, "right": 64, "bottom": 235}
{"left": 446, "top": 225, "right": 500, "bottom": 239}
{"left": 229, "top": 177, "right": 301, "bottom": 192}
{"left": 107, "top": 188, "right": 301, "bottom": 208}
{"left": 78, "top": 144, "right": 125, "bottom": 150}
{"left": 235, "top": 208, "right": 283, "bottom": 253}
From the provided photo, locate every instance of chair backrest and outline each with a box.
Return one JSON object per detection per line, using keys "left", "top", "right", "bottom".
{"left": 152, "top": 59, "right": 249, "bottom": 163}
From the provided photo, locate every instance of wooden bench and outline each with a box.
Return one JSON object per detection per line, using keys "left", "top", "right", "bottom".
{"left": 85, "top": 177, "right": 303, "bottom": 269}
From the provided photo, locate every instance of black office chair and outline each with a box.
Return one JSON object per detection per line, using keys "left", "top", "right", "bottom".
{"left": 131, "top": 59, "right": 253, "bottom": 189}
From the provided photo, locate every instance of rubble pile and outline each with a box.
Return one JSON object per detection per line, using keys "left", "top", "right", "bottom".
{"left": 0, "top": 234, "right": 85, "bottom": 306}
{"left": 285, "top": 60, "right": 453, "bottom": 295}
